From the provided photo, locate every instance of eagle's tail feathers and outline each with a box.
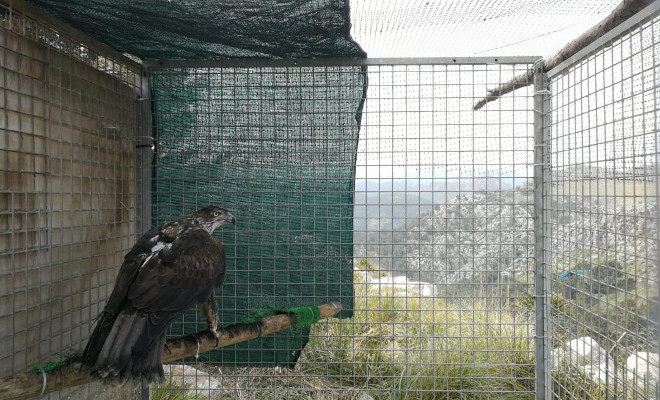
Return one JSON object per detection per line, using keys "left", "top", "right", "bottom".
{"left": 132, "top": 333, "right": 166, "bottom": 383}
{"left": 105, "top": 312, "right": 138, "bottom": 373}
{"left": 82, "top": 312, "right": 116, "bottom": 367}
{"left": 90, "top": 309, "right": 164, "bottom": 384}
{"left": 118, "top": 359, "right": 134, "bottom": 385}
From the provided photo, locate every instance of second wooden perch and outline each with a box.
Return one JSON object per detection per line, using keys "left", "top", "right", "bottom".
{"left": 473, "top": 0, "right": 654, "bottom": 110}
{"left": 0, "top": 302, "right": 342, "bottom": 400}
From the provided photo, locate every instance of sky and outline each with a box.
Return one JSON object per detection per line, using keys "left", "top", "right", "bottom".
{"left": 355, "top": 64, "right": 535, "bottom": 180}
{"left": 349, "top": 0, "right": 622, "bottom": 58}
{"left": 345, "top": 0, "right": 654, "bottom": 180}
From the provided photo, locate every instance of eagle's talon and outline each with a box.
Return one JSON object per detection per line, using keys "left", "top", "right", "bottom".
{"left": 202, "top": 293, "right": 220, "bottom": 347}
{"left": 191, "top": 334, "right": 201, "bottom": 359}
{"left": 209, "top": 326, "right": 220, "bottom": 347}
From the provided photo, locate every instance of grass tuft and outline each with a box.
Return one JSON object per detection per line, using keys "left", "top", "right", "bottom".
{"left": 152, "top": 378, "right": 209, "bottom": 400}
{"left": 298, "top": 261, "right": 537, "bottom": 399}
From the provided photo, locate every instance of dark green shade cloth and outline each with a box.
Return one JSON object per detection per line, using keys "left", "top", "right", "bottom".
{"left": 24, "top": 0, "right": 366, "bottom": 60}
{"left": 151, "top": 66, "right": 366, "bottom": 365}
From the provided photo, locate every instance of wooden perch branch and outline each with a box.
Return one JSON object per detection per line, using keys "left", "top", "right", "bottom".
{"left": 473, "top": 0, "right": 654, "bottom": 110}
{"left": 472, "top": 69, "right": 535, "bottom": 111}
{"left": 0, "top": 303, "right": 342, "bottom": 400}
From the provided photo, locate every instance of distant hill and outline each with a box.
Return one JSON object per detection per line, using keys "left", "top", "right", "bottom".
{"left": 353, "top": 177, "right": 519, "bottom": 230}
{"left": 405, "top": 185, "right": 534, "bottom": 284}
{"left": 403, "top": 177, "right": 657, "bottom": 285}
{"left": 353, "top": 177, "right": 519, "bottom": 271}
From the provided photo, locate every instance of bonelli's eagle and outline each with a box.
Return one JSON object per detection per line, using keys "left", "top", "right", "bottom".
{"left": 82, "top": 205, "right": 235, "bottom": 384}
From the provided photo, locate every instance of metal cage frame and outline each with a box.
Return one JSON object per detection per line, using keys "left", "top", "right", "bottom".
{"left": 0, "top": 0, "right": 658, "bottom": 399}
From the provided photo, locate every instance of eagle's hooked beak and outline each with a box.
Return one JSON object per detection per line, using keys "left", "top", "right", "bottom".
{"left": 222, "top": 212, "right": 236, "bottom": 226}
{"left": 211, "top": 210, "right": 236, "bottom": 230}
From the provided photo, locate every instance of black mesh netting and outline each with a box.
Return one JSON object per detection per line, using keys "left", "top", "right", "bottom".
{"left": 24, "top": 0, "right": 366, "bottom": 59}
{"left": 150, "top": 66, "right": 366, "bottom": 365}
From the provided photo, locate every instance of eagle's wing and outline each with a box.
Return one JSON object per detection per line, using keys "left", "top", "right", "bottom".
{"left": 83, "top": 226, "right": 224, "bottom": 366}
{"left": 101, "top": 227, "right": 161, "bottom": 316}
{"left": 82, "top": 227, "right": 162, "bottom": 365}
{"left": 121, "top": 227, "right": 224, "bottom": 351}
{"left": 129, "top": 227, "right": 224, "bottom": 315}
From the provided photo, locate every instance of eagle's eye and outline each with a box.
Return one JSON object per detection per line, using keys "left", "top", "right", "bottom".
{"left": 213, "top": 211, "right": 220, "bottom": 217}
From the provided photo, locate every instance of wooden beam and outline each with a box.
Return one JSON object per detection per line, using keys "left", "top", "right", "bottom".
{"left": 0, "top": 303, "right": 342, "bottom": 400}
{"left": 473, "top": 0, "right": 655, "bottom": 110}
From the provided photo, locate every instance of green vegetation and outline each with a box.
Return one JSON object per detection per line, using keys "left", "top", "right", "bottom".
{"left": 152, "top": 378, "right": 208, "bottom": 400}
{"left": 553, "top": 251, "right": 656, "bottom": 359}
{"left": 186, "top": 259, "right": 537, "bottom": 399}
{"left": 299, "top": 259, "right": 536, "bottom": 399}
{"left": 552, "top": 370, "right": 619, "bottom": 400}
{"left": 170, "top": 247, "right": 655, "bottom": 399}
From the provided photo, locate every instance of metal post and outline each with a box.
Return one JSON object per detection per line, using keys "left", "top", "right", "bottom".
{"left": 533, "top": 59, "right": 550, "bottom": 400}
{"left": 655, "top": 50, "right": 660, "bottom": 400}
{"left": 134, "top": 68, "right": 154, "bottom": 400}
{"left": 136, "top": 68, "right": 153, "bottom": 237}
{"left": 136, "top": 67, "right": 154, "bottom": 400}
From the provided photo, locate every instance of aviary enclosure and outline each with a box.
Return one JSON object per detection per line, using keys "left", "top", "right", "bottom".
{"left": 0, "top": 1, "right": 658, "bottom": 399}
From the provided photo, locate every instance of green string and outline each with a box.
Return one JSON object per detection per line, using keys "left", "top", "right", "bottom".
{"left": 221, "top": 305, "right": 322, "bottom": 331}
{"left": 32, "top": 360, "right": 68, "bottom": 374}
{"left": 280, "top": 306, "right": 321, "bottom": 329}
{"left": 32, "top": 351, "right": 81, "bottom": 375}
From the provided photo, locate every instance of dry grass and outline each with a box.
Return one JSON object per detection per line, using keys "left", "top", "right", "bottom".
{"left": 297, "top": 264, "right": 536, "bottom": 399}
{"left": 156, "top": 259, "right": 643, "bottom": 399}
{"left": 164, "top": 261, "right": 538, "bottom": 399}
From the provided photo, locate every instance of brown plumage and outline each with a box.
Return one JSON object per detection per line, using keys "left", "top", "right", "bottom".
{"left": 82, "top": 205, "right": 235, "bottom": 384}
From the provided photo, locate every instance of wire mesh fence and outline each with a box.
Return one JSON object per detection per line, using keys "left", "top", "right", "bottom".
{"left": 546, "top": 10, "right": 659, "bottom": 400}
{"left": 0, "top": 4, "right": 143, "bottom": 398}
{"left": 0, "top": 1, "right": 658, "bottom": 399}
{"left": 149, "top": 61, "right": 539, "bottom": 399}
{"left": 150, "top": 65, "right": 363, "bottom": 368}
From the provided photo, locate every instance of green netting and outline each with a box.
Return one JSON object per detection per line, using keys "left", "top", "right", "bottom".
{"left": 25, "top": 0, "right": 365, "bottom": 60}
{"left": 26, "top": 0, "right": 366, "bottom": 369}
{"left": 151, "top": 66, "right": 366, "bottom": 366}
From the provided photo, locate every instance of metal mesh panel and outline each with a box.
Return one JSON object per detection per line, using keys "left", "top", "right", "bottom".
{"left": 0, "top": 4, "right": 142, "bottom": 398}
{"left": 2, "top": 2, "right": 655, "bottom": 399}
{"left": 150, "top": 61, "right": 538, "bottom": 399}
{"left": 151, "top": 65, "right": 364, "bottom": 366}
{"left": 546, "top": 11, "right": 659, "bottom": 400}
